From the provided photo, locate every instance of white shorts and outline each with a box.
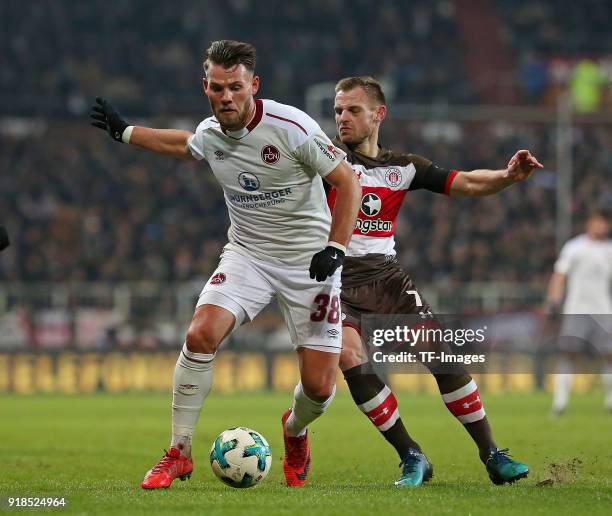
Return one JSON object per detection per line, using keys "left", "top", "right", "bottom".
{"left": 196, "top": 249, "right": 343, "bottom": 353}
{"left": 558, "top": 315, "right": 612, "bottom": 355}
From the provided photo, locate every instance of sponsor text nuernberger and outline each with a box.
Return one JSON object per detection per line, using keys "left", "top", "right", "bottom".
{"left": 229, "top": 187, "right": 293, "bottom": 209}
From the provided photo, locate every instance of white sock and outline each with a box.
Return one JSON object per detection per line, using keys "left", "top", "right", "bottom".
{"left": 602, "top": 363, "right": 612, "bottom": 411}
{"left": 171, "top": 343, "right": 215, "bottom": 456}
{"left": 553, "top": 357, "right": 574, "bottom": 413}
{"left": 286, "top": 382, "right": 336, "bottom": 437}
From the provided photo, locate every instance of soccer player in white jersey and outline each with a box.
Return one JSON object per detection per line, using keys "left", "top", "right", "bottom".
{"left": 91, "top": 40, "right": 360, "bottom": 489}
{"left": 546, "top": 209, "right": 612, "bottom": 415}
{"left": 326, "top": 76, "right": 543, "bottom": 486}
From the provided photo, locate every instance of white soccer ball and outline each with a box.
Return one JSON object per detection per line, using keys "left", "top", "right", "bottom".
{"left": 209, "top": 427, "right": 272, "bottom": 488}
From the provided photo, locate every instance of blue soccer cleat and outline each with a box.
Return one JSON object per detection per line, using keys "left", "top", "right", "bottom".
{"left": 485, "top": 448, "right": 529, "bottom": 485}
{"left": 394, "top": 448, "right": 433, "bottom": 487}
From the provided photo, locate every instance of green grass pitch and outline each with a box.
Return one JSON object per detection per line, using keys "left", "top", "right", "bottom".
{"left": 1, "top": 391, "right": 611, "bottom": 515}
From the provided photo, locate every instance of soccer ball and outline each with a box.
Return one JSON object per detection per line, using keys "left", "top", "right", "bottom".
{"left": 209, "top": 427, "right": 272, "bottom": 488}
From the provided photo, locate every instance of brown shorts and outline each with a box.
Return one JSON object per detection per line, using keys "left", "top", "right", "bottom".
{"left": 341, "top": 254, "right": 432, "bottom": 333}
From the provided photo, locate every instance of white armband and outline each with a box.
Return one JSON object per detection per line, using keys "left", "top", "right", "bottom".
{"left": 122, "top": 125, "right": 134, "bottom": 144}
{"left": 327, "top": 241, "right": 347, "bottom": 253}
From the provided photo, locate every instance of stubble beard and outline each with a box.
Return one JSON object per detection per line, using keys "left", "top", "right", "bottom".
{"left": 213, "top": 103, "right": 250, "bottom": 132}
{"left": 340, "top": 126, "right": 371, "bottom": 150}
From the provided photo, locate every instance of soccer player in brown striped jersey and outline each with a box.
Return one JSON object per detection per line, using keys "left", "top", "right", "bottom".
{"left": 328, "top": 76, "right": 543, "bottom": 486}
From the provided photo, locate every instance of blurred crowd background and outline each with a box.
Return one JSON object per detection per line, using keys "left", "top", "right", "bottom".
{"left": 3, "top": 0, "right": 612, "bottom": 114}
{"left": 1, "top": 0, "right": 611, "bottom": 354}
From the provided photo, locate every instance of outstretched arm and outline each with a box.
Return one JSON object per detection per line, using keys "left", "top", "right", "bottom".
{"left": 90, "top": 97, "right": 195, "bottom": 160}
{"left": 449, "top": 150, "right": 543, "bottom": 197}
{"left": 129, "top": 127, "right": 195, "bottom": 158}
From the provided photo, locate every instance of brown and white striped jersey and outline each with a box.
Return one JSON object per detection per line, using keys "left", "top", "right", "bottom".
{"left": 326, "top": 138, "right": 458, "bottom": 257}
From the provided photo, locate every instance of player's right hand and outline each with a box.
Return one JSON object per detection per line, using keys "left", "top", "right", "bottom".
{"left": 90, "top": 97, "right": 129, "bottom": 142}
{"left": 309, "top": 246, "right": 345, "bottom": 282}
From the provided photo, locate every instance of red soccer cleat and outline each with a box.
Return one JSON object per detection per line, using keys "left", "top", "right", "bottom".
{"left": 281, "top": 409, "right": 311, "bottom": 487}
{"left": 141, "top": 447, "right": 193, "bottom": 489}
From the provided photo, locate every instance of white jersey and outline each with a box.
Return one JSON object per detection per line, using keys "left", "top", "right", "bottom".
{"left": 554, "top": 234, "right": 612, "bottom": 314}
{"left": 188, "top": 99, "right": 346, "bottom": 266}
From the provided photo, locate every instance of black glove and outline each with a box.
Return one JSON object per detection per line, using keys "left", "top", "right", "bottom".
{"left": 0, "top": 225, "right": 9, "bottom": 251}
{"left": 90, "top": 97, "right": 129, "bottom": 142}
{"left": 309, "top": 245, "right": 345, "bottom": 282}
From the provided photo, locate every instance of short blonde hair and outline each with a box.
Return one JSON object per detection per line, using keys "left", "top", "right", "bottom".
{"left": 335, "top": 76, "right": 386, "bottom": 105}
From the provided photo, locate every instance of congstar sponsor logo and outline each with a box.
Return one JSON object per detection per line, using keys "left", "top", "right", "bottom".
{"left": 356, "top": 218, "right": 392, "bottom": 234}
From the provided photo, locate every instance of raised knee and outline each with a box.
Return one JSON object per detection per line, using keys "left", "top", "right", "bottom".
{"left": 185, "top": 325, "right": 221, "bottom": 355}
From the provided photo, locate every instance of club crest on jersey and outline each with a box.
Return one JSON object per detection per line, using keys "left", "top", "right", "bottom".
{"left": 214, "top": 150, "right": 225, "bottom": 161}
{"left": 210, "top": 272, "right": 226, "bottom": 285}
{"left": 238, "top": 172, "right": 260, "bottom": 191}
{"left": 361, "top": 193, "right": 382, "bottom": 217}
{"left": 385, "top": 168, "right": 402, "bottom": 187}
{"left": 261, "top": 145, "right": 280, "bottom": 165}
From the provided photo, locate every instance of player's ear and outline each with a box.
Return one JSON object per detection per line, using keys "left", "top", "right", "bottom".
{"left": 202, "top": 77, "right": 209, "bottom": 93}
{"left": 375, "top": 104, "right": 387, "bottom": 123}
{"left": 251, "top": 75, "right": 260, "bottom": 95}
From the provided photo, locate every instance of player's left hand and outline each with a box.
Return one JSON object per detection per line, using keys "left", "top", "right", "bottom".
{"left": 506, "top": 149, "right": 543, "bottom": 182}
{"left": 309, "top": 246, "right": 345, "bottom": 282}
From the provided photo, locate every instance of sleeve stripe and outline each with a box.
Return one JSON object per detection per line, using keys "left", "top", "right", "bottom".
{"left": 265, "top": 112, "right": 308, "bottom": 135}
{"left": 444, "top": 170, "right": 459, "bottom": 195}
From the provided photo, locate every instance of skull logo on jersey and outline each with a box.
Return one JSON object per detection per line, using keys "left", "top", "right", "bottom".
{"left": 238, "top": 172, "right": 261, "bottom": 192}
{"left": 361, "top": 193, "right": 382, "bottom": 217}
{"left": 385, "top": 168, "right": 402, "bottom": 187}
